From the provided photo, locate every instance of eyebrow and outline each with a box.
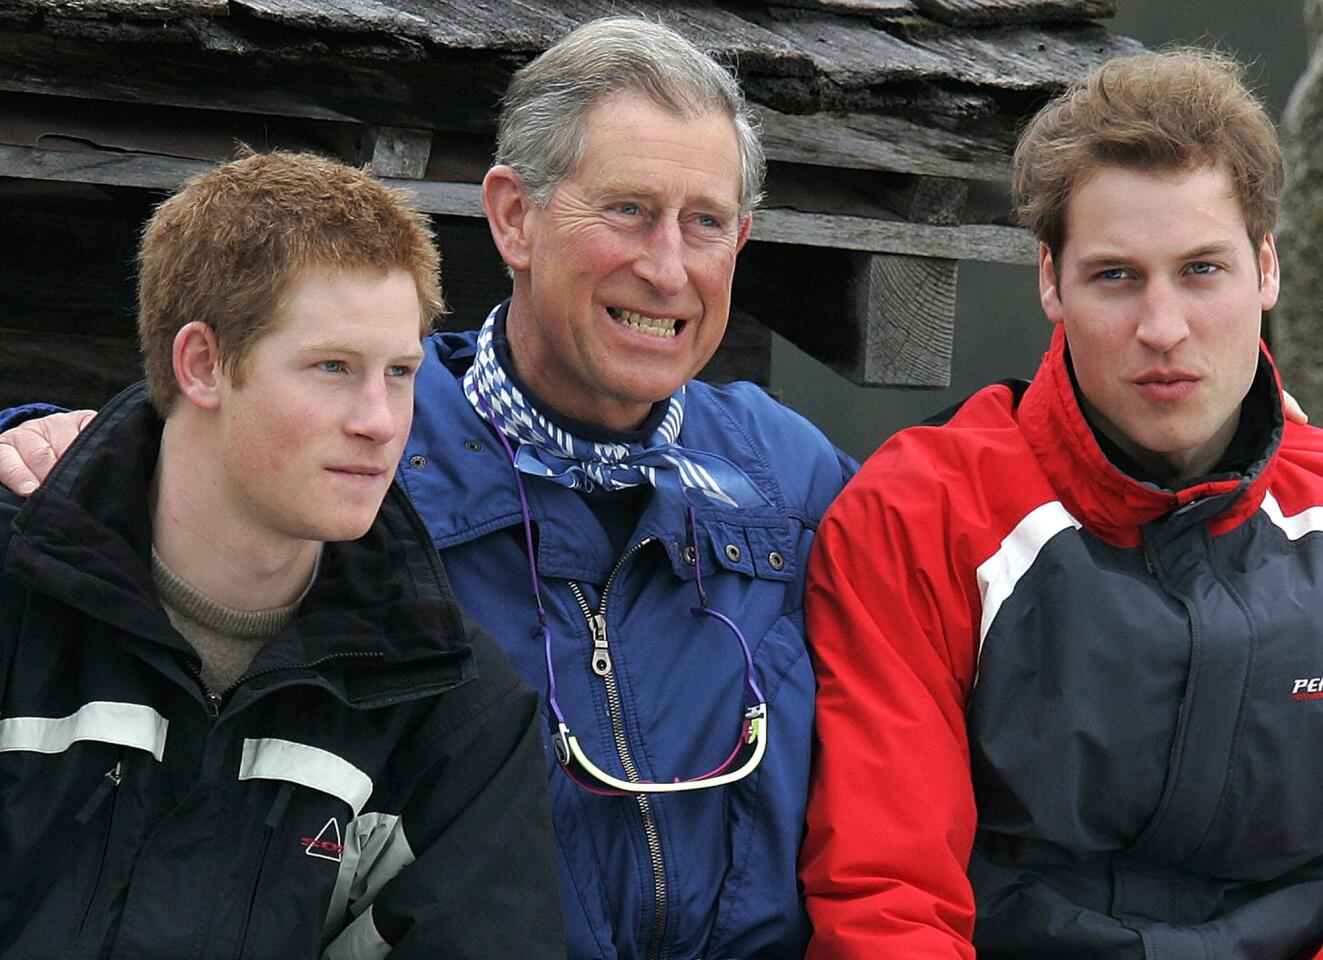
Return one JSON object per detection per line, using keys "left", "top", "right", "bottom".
{"left": 1074, "top": 241, "right": 1244, "bottom": 275}
{"left": 591, "top": 185, "right": 741, "bottom": 215}
{"left": 301, "top": 340, "right": 425, "bottom": 361}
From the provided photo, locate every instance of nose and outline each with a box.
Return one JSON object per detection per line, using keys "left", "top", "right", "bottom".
{"left": 1135, "top": 279, "right": 1190, "bottom": 354}
{"left": 634, "top": 217, "right": 688, "bottom": 296}
{"left": 345, "top": 376, "right": 399, "bottom": 444}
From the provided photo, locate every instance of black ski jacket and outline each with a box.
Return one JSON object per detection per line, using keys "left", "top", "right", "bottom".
{"left": 0, "top": 383, "right": 565, "bottom": 959}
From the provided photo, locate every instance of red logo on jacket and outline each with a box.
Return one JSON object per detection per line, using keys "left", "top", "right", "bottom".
{"left": 300, "top": 817, "right": 344, "bottom": 861}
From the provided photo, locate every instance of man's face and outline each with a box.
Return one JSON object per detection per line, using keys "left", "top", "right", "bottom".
{"left": 1039, "top": 164, "right": 1279, "bottom": 483}
{"left": 506, "top": 92, "right": 751, "bottom": 431}
{"left": 215, "top": 266, "right": 424, "bottom": 545}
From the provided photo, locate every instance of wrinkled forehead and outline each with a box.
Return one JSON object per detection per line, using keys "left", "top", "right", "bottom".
{"left": 571, "top": 93, "right": 743, "bottom": 202}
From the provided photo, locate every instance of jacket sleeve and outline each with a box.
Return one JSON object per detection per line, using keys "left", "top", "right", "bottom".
{"left": 0, "top": 403, "right": 67, "bottom": 433}
{"left": 323, "top": 632, "right": 565, "bottom": 960}
{"left": 800, "top": 453, "right": 980, "bottom": 959}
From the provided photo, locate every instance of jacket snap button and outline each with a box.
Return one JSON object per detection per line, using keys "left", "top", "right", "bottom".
{"left": 408, "top": 454, "right": 427, "bottom": 469}
{"left": 724, "top": 543, "right": 742, "bottom": 563}
{"left": 768, "top": 551, "right": 785, "bottom": 571}
{"left": 682, "top": 546, "right": 696, "bottom": 565}
{"left": 463, "top": 439, "right": 482, "bottom": 452}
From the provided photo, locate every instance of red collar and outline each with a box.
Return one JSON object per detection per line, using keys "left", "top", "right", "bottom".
{"left": 1017, "top": 325, "right": 1282, "bottom": 547}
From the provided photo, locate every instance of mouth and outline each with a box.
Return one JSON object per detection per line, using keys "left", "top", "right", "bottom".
{"left": 326, "top": 466, "right": 388, "bottom": 479}
{"left": 607, "top": 306, "right": 683, "bottom": 339}
{"left": 1132, "top": 371, "right": 1200, "bottom": 403}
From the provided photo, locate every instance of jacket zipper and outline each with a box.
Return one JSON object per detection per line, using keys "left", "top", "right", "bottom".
{"left": 232, "top": 782, "right": 295, "bottom": 959}
{"left": 189, "top": 650, "right": 387, "bottom": 717}
{"left": 568, "top": 536, "right": 668, "bottom": 960}
{"left": 74, "top": 759, "right": 123, "bottom": 942}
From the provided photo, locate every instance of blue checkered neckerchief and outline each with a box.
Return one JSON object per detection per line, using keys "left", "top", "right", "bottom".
{"left": 462, "top": 306, "right": 768, "bottom": 509}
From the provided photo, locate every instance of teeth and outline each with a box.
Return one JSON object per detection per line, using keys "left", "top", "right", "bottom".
{"left": 610, "top": 308, "right": 678, "bottom": 338}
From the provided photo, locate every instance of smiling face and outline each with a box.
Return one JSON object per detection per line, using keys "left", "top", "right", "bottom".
{"left": 1039, "top": 164, "right": 1279, "bottom": 484}
{"left": 214, "top": 265, "right": 425, "bottom": 545}
{"left": 502, "top": 92, "right": 751, "bottom": 431}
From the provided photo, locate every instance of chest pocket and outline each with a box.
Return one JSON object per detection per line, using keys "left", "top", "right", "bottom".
{"left": 673, "top": 518, "right": 798, "bottom": 586}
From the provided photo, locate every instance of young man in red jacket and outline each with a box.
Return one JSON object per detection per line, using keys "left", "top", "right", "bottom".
{"left": 803, "top": 49, "right": 1323, "bottom": 959}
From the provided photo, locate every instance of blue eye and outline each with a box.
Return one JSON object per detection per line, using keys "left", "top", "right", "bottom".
{"left": 1188, "top": 261, "right": 1220, "bottom": 276}
{"left": 617, "top": 202, "right": 640, "bottom": 216}
{"left": 319, "top": 360, "right": 347, "bottom": 374}
{"left": 386, "top": 364, "right": 416, "bottom": 379}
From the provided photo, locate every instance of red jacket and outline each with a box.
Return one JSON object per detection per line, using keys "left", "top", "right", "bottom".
{"left": 803, "top": 326, "right": 1323, "bottom": 959}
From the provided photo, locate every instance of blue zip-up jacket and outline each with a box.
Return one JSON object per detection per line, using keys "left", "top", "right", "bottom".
{"left": 395, "top": 324, "right": 855, "bottom": 960}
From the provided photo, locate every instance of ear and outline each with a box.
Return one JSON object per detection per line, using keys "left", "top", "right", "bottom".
{"left": 734, "top": 213, "right": 753, "bottom": 254}
{"left": 1038, "top": 242, "right": 1065, "bottom": 326}
{"left": 1258, "top": 232, "right": 1281, "bottom": 312}
{"left": 482, "top": 164, "right": 536, "bottom": 273}
{"left": 172, "top": 322, "right": 224, "bottom": 411}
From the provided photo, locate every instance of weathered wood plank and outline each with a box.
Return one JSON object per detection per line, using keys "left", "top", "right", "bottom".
{"left": 742, "top": 9, "right": 948, "bottom": 88}
{"left": 0, "top": 143, "right": 219, "bottom": 190}
{"left": 235, "top": 0, "right": 494, "bottom": 48}
{"left": 854, "top": 253, "right": 956, "bottom": 386}
{"left": 899, "top": 174, "right": 969, "bottom": 224}
{"left": 232, "top": 0, "right": 810, "bottom": 71}
{"left": 894, "top": 19, "right": 1143, "bottom": 89}
{"left": 0, "top": 28, "right": 510, "bottom": 129}
{"left": 913, "top": 0, "right": 1118, "bottom": 27}
{"left": 8, "top": 0, "right": 225, "bottom": 16}
{"left": 762, "top": 0, "right": 917, "bottom": 18}
{"left": 755, "top": 104, "right": 1013, "bottom": 180}
{"left": 752, "top": 207, "right": 1035, "bottom": 262}
{"left": 746, "top": 9, "right": 1138, "bottom": 89}
{"left": 0, "top": 143, "right": 1037, "bottom": 262}
{"left": 371, "top": 126, "right": 432, "bottom": 179}
{"left": 4, "top": 0, "right": 1136, "bottom": 91}
{"left": 0, "top": 90, "right": 374, "bottom": 170}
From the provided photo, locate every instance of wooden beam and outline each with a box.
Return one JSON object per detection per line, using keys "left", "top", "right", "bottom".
{"left": 853, "top": 253, "right": 956, "bottom": 386}
{"left": 755, "top": 104, "right": 1012, "bottom": 181}
{"left": 751, "top": 207, "right": 1033, "bottom": 263}
{"left": 0, "top": 28, "right": 510, "bottom": 130}
{"left": 371, "top": 126, "right": 432, "bottom": 179}
{"left": 912, "top": 0, "right": 1118, "bottom": 27}
{"left": 733, "top": 243, "right": 957, "bottom": 388}
{"left": 35, "top": 0, "right": 227, "bottom": 15}
{"left": 764, "top": 0, "right": 917, "bottom": 17}
{"left": 0, "top": 144, "right": 1037, "bottom": 263}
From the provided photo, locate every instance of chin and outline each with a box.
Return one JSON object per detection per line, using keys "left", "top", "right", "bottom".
{"left": 293, "top": 513, "right": 379, "bottom": 545}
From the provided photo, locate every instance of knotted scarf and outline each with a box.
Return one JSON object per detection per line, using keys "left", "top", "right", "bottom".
{"left": 462, "top": 307, "right": 767, "bottom": 509}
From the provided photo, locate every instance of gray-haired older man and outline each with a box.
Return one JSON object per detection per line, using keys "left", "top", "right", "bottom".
{"left": 0, "top": 17, "right": 855, "bottom": 959}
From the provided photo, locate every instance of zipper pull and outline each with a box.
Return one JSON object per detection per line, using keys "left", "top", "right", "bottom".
{"left": 205, "top": 691, "right": 222, "bottom": 719}
{"left": 588, "top": 613, "right": 612, "bottom": 676}
{"left": 75, "top": 761, "right": 123, "bottom": 824}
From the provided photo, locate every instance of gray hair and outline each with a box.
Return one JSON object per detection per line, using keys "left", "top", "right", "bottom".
{"left": 495, "top": 16, "right": 765, "bottom": 214}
